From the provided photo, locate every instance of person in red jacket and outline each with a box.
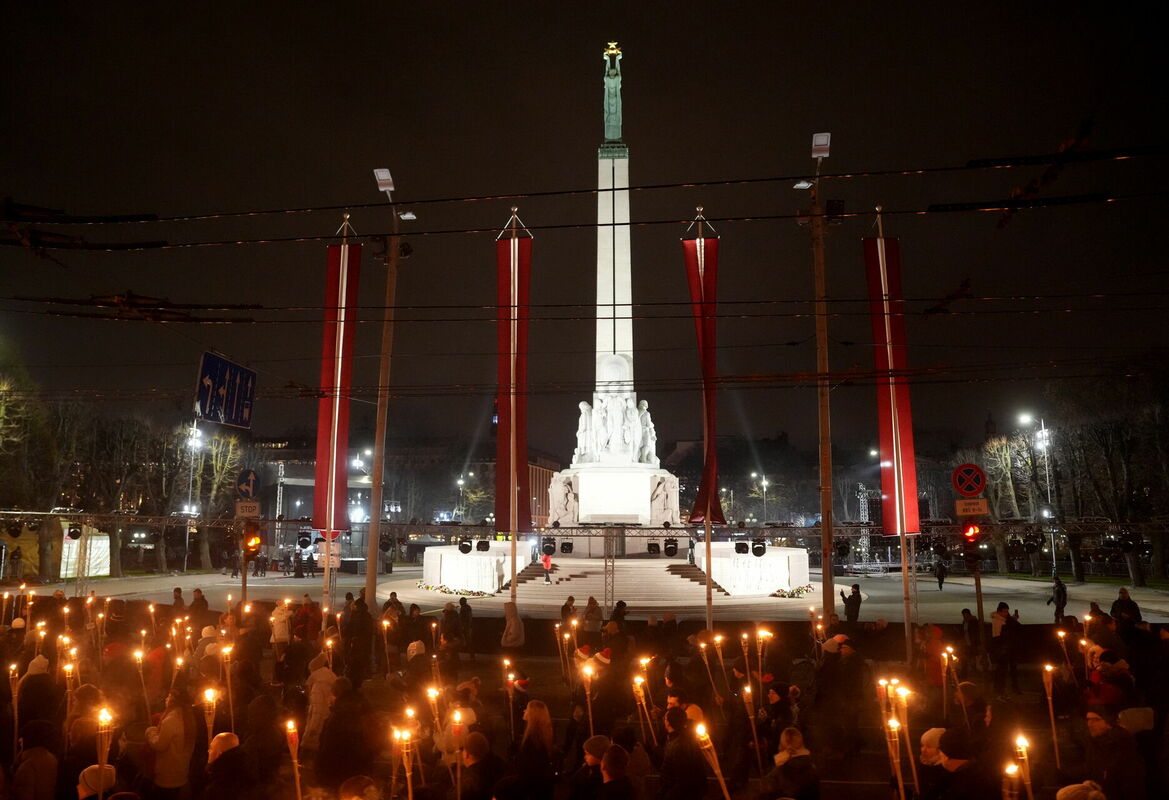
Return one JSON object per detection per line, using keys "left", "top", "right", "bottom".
{"left": 541, "top": 552, "right": 553, "bottom": 584}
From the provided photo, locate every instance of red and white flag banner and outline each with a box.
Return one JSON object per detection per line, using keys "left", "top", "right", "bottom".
{"left": 494, "top": 232, "right": 533, "bottom": 534}
{"left": 863, "top": 235, "right": 920, "bottom": 536}
{"left": 682, "top": 236, "right": 726, "bottom": 525}
{"left": 313, "top": 242, "right": 362, "bottom": 540}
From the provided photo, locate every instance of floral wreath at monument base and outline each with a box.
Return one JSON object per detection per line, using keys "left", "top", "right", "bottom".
{"left": 416, "top": 581, "right": 493, "bottom": 598}
{"left": 770, "top": 584, "right": 815, "bottom": 599}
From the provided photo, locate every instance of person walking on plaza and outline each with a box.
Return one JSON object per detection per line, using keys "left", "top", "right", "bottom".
{"left": 1048, "top": 575, "right": 1068, "bottom": 623}
{"left": 935, "top": 560, "right": 948, "bottom": 591}
{"left": 840, "top": 584, "right": 863, "bottom": 623}
{"left": 541, "top": 550, "right": 554, "bottom": 584}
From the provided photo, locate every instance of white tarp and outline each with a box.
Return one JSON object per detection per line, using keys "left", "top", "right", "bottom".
{"left": 59, "top": 531, "right": 111, "bottom": 579}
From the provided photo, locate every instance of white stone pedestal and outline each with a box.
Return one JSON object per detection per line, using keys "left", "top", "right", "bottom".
{"left": 548, "top": 466, "right": 679, "bottom": 527}
{"left": 693, "top": 542, "right": 811, "bottom": 597}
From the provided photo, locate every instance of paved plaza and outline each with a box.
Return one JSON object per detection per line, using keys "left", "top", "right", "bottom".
{"left": 29, "top": 563, "right": 1169, "bottom": 624}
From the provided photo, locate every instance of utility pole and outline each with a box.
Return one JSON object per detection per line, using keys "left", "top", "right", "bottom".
{"left": 366, "top": 169, "right": 404, "bottom": 606}
{"left": 806, "top": 136, "right": 835, "bottom": 621}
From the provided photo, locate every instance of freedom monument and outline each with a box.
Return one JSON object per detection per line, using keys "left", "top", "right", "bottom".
{"left": 416, "top": 45, "right": 807, "bottom": 600}
{"left": 545, "top": 42, "right": 681, "bottom": 530}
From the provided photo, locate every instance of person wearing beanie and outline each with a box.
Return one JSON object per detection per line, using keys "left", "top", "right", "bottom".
{"left": 462, "top": 731, "right": 506, "bottom": 800}
{"left": 568, "top": 735, "right": 610, "bottom": 800}
{"left": 1085, "top": 707, "right": 1145, "bottom": 800}
{"left": 611, "top": 727, "right": 652, "bottom": 797}
{"left": 195, "top": 625, "right": 219, "bottom": 661}
{"left": 1056, "top": 781, "right": 1108, "bottom": 800}
{"left": 205, "top": 731, "right": 250, "bottom": 797}
{"left": 76, "top": 764, "right": 117, "bottom": 800}
{"left": 599, "top": 744, "right": 636, "bottom": 800}
{"left": 17, "top": 656, "right": 56, "bottom": 728}
{"left": 934, "top": 728, "right": 996, "bottom": 799}
{"left": 659, "top": 706, "right": 708, "bottom": 800}
{"left": 918, "top": 727, "right": 948, "bottom": 799}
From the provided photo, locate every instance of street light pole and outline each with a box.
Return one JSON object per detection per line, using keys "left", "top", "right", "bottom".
{"left": 365, "top": 168, "right": 404, "bottom": 606}
{"left": 183, "top": 421, "right": 201, "bottom": 573}
{"left": 809, "top": 162, "right": 835, "bottom": 621}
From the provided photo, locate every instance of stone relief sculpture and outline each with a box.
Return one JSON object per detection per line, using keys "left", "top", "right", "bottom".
{"left": 650, "top": 474, "right": 680, "bottom": 526}
{"left": 574, "top": 401, "right": 592, "bottom": 460}
{"left": 547, "top": 474, "right": 578, "bottom": 526}
{"left": 637, "top": 399, "right": 658, "bottom": 466}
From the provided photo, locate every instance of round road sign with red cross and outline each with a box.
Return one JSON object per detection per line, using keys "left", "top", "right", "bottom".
{"left": 952, "top": 463, "right": 987, "bottom": 497}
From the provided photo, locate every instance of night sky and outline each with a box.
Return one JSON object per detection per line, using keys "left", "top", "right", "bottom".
{"left": 3, "top": 3, "right": 1167, "bottom": 465}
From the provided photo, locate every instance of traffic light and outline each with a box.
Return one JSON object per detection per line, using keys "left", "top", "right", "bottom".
{"left": 962, "top": 523, "right": 981, "bottom": 570}
{"left": 243, "top": 521, "right": 262, "bottom": 562}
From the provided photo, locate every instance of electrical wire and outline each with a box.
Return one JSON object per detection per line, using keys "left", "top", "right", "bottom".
{"left": 1, "top": 191, "right": 1161, "bottom": 252}
{"left": 1, "top": 145, "right": 1158, "bottom": 226}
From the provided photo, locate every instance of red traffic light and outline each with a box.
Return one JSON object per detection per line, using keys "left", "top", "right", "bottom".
{"left": 962, "top": 523, "right": 980, "bottom": 539}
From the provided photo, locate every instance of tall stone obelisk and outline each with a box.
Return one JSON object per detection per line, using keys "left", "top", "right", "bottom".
{"left": 595, "top": 43, "right": 634, "bottom": 395}
{"left": 547, "top": 43, "right": 681, "bottom": 535}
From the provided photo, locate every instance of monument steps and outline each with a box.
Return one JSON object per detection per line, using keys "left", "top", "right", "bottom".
{"left": 665, "top": 563, "right": 730, "bottom": 596}
{"left": 502, "top": 559, "right": 730, "bottom": 604}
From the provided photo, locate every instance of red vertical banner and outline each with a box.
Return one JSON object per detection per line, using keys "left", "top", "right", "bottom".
{"left": 682, "top": 235, "right": 726, "bottom": 524}
{"left": 863, "top": 235, "right": 920, "bottom": 536}
{"left": 313, "top": 242, "right": 362, "bottom": 540}
{"left": 494, "top": 231, "right": 533, "bottom": 534}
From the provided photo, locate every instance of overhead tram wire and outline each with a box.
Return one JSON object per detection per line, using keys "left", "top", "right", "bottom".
{"left": 9, "top": 332, "right": 1169, "bottom": 375}
{"left": 1, "top": 145, "right": 1160, "bottom": 227}
{"left": 1, "top": 190, "right": 1164, "bottom": 253}
{"left": 1, "top": 350, "right": 1162, "bottom": 401}
{"left": 8, "top": 288, "right": 1169, "bottom": 315}
{"left": 3, "top": 366, "right": 1163, "bottom": 406}
{"left": 5, "top": 298, "right": 1169, "bottom": 325}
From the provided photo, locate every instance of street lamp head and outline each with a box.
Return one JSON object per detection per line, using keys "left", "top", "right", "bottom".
{"left": 373, "top": 168, "right": 394, "bottom": 194}
{"left": 869, "top": 449, "right": 879, "bottom": 457}
{"left": 811, "top": 132, "right": 831, "bottom": 160}
{"left": 1018, "top": 412, "right": 1034, "bottom": 426}
{"left": 751, "top": 472, "right": 758, "bottom": 479}
{"left": 792, "top": 179, "right": 814, "bottom": 190}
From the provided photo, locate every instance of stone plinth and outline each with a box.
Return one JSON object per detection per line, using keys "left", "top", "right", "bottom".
{"left": 421, "top": 542, "right": 517, "bottom": 595}
{"left": 693, "top": 542, "right": 810, "bottom": 597}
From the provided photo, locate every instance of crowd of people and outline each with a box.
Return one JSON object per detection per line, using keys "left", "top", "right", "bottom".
{"left": 0, "top": 579, "right": 1164, "bottom": 800}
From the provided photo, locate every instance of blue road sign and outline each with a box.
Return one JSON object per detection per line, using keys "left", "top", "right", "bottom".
{"left": 237, "top": 469, "right": 258, "bottom": 499}
{"left": 195, "top": 352, "right": 256, "bottom": 429}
